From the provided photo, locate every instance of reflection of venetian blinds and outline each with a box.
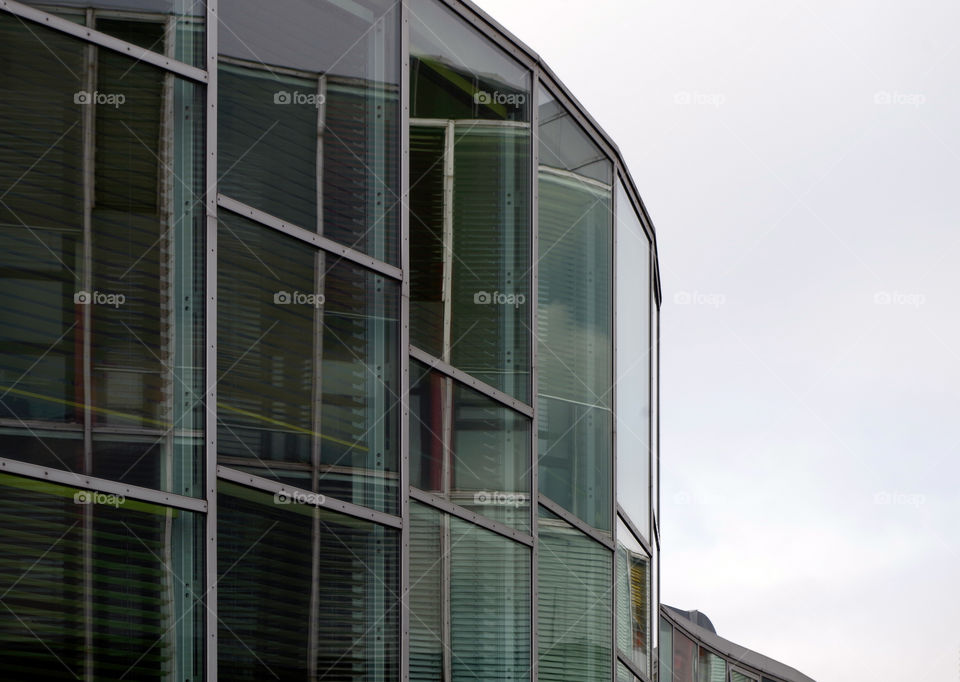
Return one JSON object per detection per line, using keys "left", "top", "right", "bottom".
{"left": 538, "top": 512, "right": 613, "bottom": 680}
{"left": 409, "top": 503, "right": 444, "bottom": 679}
{"left": 219, "top": 485, "right": 397, "bottom": 679}
{"left": 448, "top": 125, "right": 530, "bottom": 397}
{"left": 0, "top": 474, "right": 187, "bottom": 680}
{"left": 536, "top": 168, "right": 611, "bottom": 407}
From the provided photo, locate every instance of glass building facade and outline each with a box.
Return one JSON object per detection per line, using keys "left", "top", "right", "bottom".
{"left": 0, "top": 0, "right": 661, "bottom": 679}
{"left": 657, "top": 606, "right": 817, "bottom": 682}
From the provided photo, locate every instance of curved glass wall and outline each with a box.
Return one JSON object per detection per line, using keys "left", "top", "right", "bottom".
{"left": 537, "top": 86, "right": 613, "bottom": 533}
{"left": 0, "top": 1, "right": 660, "bottom": 680}
{"left": 408, "top": 0, "right": 532, "bottom": 401}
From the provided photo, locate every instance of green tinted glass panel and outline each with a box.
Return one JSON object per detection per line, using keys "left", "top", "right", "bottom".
{"left": 616, "top": 518, "right": 651, "bottom": 676}
{"left": 731, "top": 672, "right": 758, "bottom": 682}
{"left": 0, "top": 13, "right": 204, "bottom": 496}
{"left": 410, "top": 359, "right": 531, "bottom": 531}
{"left": 218, "top": 0, "right": 399, "bottom": 264}
{"left": 18, "top": 1, "right": 204, "bottom": 66}
{"left": 0, "top": 472, "right": 202, "bottom": 680}
{"left": 537, "top": 87, "right": 613, "bottom": 533}
{"left": 698, "top": 647, "right": 727, "bottom": 682}
{"left": 410, "top": 502, "right": 530, "bottom": 680}
{"left": 218, "top": 481, "right": 398, "bottom": 680}
{"left": 660, "top": 621, "right": 674, "bottom": 680}
{"left": 616, "top": 661, "right": 635, "bottom": 682}
{"left": 615, "top": 180, "right": 651, "bottom": 539}
{"left": 538, "top": 506, "right": 612, "bottom": 681}
{"left": 217, "top": 212, "right": 399, "bottom": 513}
{"left": 409, "top": 0, "right": 531, "bottom": 401}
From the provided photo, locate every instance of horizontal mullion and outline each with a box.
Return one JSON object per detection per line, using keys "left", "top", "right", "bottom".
{"left": 538, "top": 493, "right": 615, "bottom": 551}
{"left": 217, "top": 194, "right": 403, "bottom": 281}
{"left": 0, "top": 458, "right": 207, "bottom": 513}
{"left": 616, "top": 503, "right": 652, "bottom": 556}
{"left": 409, "top": 346, "right": 534, "bottom": 418}
{"left": 216, "top": 465, "right": 403, "bottom": 529}
{"left": 410, "top": 486, "right": 533, "bottom": 547}
{"left": 0, "top": 1, "right": 208, "bottom": 83}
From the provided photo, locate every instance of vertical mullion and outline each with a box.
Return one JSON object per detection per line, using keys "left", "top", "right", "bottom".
{"left": 204, "top": 0, "right": 218, "bottom": 679}
{"left": 529, "top": 69, "right": 540, "bottom": 682}
{"left": 611, "top": 163, "right": 620, "bottom": 682}
{"left": 399, "top": 2, "right": 411, "bottom": 679}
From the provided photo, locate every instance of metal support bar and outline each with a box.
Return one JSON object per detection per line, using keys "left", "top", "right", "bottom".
{"left": 0, "top": 1, "right": 208, "bottom": 83}
{"left": 538, "top": 493, "right": 615, "bottom": 551}
{"left": 410, "top": 486, "right": 533, "bottom": 547}
{"left": 409, "top": 345, "right": 533, "bottom": 417}
{"left": 217, "top": 466, "right": 403, "bottom": 529}
{"left": 0, "top": 457, "right": 208, "bottom": 512}
{"left": 617, "top": 503, "right": 653, "bottom": 557}
{"left": 216, "top": 194, "right": 403, "bottom": 281}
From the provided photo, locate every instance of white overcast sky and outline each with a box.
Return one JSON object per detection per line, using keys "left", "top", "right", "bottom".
{"left": 474, "top": 1, "right": 960, "bottom": 679}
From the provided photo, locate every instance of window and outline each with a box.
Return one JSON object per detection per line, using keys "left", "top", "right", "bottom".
{"left": 616, "top": 517, "right": 651, "bottom": 675}
{"left": 537, "top": 86, "right": 613, "bottom": 532}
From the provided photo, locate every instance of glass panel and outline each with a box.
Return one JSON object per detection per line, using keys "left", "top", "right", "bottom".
{"left": 731, "top": 672, "right": 758, "bottom": 682}
{"left": 217, "top": 211, "right": 399, "bottom": 513}
{"left": 615, "top": 180, "right": 651, "bottom": 539}
{"left": 0, "top": 13, "right": 204, "bottom": 496}
{"left": 659, "top": 621, "right": 673, "bottom": 680}
{"left": 0, "top": 471, "right": 202, "bottom": 680}
{"left": 616, "top": 517, "right": 651, "bottom": 676}
{"left": 218, "top": 481, "right": 398, "bottom": 680}
{"left": 537, "top": 85, "right": 613, "bottom": 533}
{"left": 218, "top": 0, "right": 399, "bottom": 264}
{"left": 616, "top": 660, "right": 636, "bottom": 682}
{"left": 672, "top": 630, "right": 696, "bottom": 682}
{"left": 538, "top": 505, "right": 612, "bottom": 681}
{"left": 409, "top": 0, "right": 532, "bottom": 401}
{"left": 20, "top": 1, "right": 205, "bottom": 66}
{"left": 409, "top": 359, "right": 531, "bottom": 532}
{"left": 698, "top": 647, "right": 727, "bottom": 682}
{"left": 410, "top": 501, "right": 530, "bottom": 680}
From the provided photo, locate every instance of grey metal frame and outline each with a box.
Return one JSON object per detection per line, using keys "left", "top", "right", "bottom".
{"left": 1, "top": 0, "right": 662, "bottom": 679}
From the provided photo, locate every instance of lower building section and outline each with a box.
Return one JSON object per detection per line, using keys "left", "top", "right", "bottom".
{"left": 658, "top": 605, "right": 816, "bottom": 682}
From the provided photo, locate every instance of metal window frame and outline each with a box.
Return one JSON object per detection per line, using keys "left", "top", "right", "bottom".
{"left": 217, "top": 465, "right": 402, "bottom": 529}
{"left": 409, "top": 345, "right": 534, "bottom": 417}
{"left": 538, "top": 493, "right": 615, "bottom": 552}
{"left": 0, "top": 457, "right": 208, "bottom": 512}
{"left": 410, "top": 486, "right": 533, "bottom": 546}
{"left": 0, "top": 0, "right": 207, "bottom": 82}
{"left": 216, "top": 194, "right": 403, "bottom": 281}
{"left": 618, "top": 651, "right": 653, "bottom": 682}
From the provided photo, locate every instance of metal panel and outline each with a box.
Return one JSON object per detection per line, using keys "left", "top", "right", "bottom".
{"left": 0, "top": 457, "right": 208, "bottom": 512}
{"left": 537, "top": 493, "right": 615, "bottom": 552}
{"left": 216, "top": 466, "right": 403, "bottom": 529}
{"left": 410, "top": 486, "right": 534, "bottom": 547}
{"left": 216, "top": 194, "right": 403, "bottom": 281}
{"left": 204, "top": 0, "right": 218, "bottom": 676}
{"left": 409, "top": 345, "right": 534, "bottom": 417}
{"left": 400, "top": 2, "right": 411, "bottom": 677}
{"left": 0, "top": 0, "right": 208, "bottom": 83}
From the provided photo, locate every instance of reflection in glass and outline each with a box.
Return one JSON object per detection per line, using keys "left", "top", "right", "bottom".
{"left": 672, "top": 630, "right": 696, "bottom": 682}
{"left": 698, "top": 647, "right": 727, "bottom": 682}
{"left": 217, "top": 212, "right": 398, "bottom": 513}
{"left": 0, "top": 13, "right": 204, "bottom": 496}
{"left": 537, "top": 86, "right": 613, "bottom": 532}
{"left": 616, "top": 517, "right": 651, "bottom": 675}
{"left": 538, "top": 506, "right": 612, "bottom": 680}
{"left": 731, "top": 672, "right": 758, "bottom": 682}
{"left": 0, "top": 472, "right": 202, "bottom": 680}
{"left": 410, "top": 502, "right": 530, "bottom": 680}
{"left": 218, "top": 481, "right": 398, "bottom": 680}
{"left": 617, "top": 661, "right": 636, "bottom": 682}
{"left": 615, "top": 180, "right": 651, "bottom": 538}
{"left": 218, "top": 0, "right": 399, "bottom": 264}
{"left": 409, "top": 359, "right": 531, "bottom": 531}
{"left": 660, "top": 620, "right": 674, "bottom": 680}
{"left": 409, "top": 0, "right": 531, "bottom": 401}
